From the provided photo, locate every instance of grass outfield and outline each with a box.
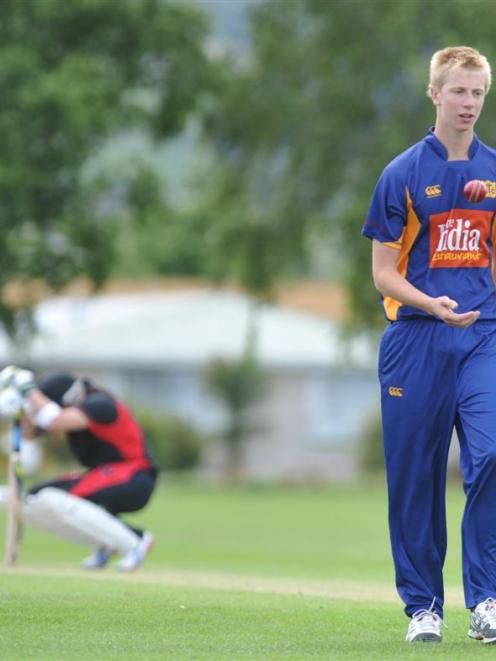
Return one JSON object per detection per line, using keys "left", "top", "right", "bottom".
{"left": 0, "top": 477, "right": 489, "bottom": 659}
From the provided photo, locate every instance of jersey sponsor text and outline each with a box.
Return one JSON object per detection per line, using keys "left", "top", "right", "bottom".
{"left": 429, "top": 209, "right": 492, "bottom": 268}
{"left": 483, "top": 180, "right": 496, "bottom": 198}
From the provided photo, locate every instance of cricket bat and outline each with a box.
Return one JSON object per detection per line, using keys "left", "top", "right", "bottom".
{"left": 4, "top": 420, "right": 22, "bottom": 566}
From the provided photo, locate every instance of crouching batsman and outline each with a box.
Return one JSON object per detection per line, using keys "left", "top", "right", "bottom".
{"left": 0, "top": 366, "right": 158, "bottom": 571}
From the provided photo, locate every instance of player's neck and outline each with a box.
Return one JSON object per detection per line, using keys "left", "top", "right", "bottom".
{"left": 434, "top": 124, "right": 473, "bottom": 161}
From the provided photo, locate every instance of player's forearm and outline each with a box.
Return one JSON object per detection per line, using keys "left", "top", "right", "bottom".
{"left": 373, "top": 266, "right": 437, "bottom": 316}
{"left": 24, "top": 389, "right": 51, "bottom": 415}
{"left": 24, "top": 389, "right": 88, "bottom": 432}
{"left": 20, "top": 415, "right": 38, "bottom": 440}
{"left": 21, "top": 389, "right": 63, "bottom": 431}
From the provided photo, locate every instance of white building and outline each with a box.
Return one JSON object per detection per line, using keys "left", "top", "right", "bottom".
{"left": 0, "top": 288, "right": 380, "bottom": 480}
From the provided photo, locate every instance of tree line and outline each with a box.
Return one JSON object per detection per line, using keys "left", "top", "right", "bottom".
{"left": 3, "top": 0, "right": 496, "bottom": 334}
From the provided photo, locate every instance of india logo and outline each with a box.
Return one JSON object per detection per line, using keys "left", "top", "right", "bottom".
{"left": 429, "top": 209, "right": 493, "bottom": 268}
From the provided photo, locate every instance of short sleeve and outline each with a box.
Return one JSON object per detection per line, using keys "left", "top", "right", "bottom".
{"left": 362, "top": 165, "right": 407, "bottom": 245}
{"left": 78, "top": 392, "right": 117, "bottom": 424}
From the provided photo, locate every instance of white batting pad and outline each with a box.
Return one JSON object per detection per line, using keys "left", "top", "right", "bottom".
{"left": 23, "top": 487, "right": 139, "bottom": 553}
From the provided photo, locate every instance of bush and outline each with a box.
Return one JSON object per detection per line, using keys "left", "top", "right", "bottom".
{"left": 136, "top": 409, "right": 205, "bottom": 472}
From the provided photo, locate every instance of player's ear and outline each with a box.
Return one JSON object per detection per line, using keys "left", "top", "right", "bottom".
{"left": 428, "top": 84, "right": 440, "bottom": 106}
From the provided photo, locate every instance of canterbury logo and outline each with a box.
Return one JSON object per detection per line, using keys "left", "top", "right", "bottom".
{"left": 388, "top": 386, "right": 403, "bottom": 397}
{"left": 425, "top": 184, "right": 442, "bottom": 198}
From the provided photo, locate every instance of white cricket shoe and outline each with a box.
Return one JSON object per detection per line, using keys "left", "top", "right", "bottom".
{"left": 406, "top": 608, "right": 443, "bottom": 643}
{"left": 116, "top": 531, "right": 154, "bottom": 572}
{"left": 469, "top": 597, "right": 496, "bottom": 644}
{"left": 81, "top": 547, "right": 113, "bottom": 570}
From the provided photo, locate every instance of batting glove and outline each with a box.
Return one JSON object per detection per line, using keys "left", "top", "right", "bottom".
{"left": 0, "top": 365, "right": 36, "bottom": 397}
{"left": 0, "top": 385, "right": 23, "bottom": 419}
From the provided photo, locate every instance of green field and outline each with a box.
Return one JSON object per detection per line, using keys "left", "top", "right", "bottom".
{"left": 0, "top": 477, "right": 487, "bottom": 659}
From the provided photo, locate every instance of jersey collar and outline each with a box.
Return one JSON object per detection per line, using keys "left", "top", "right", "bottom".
{"left": 425, "top": 127, "right": 480, "bottom": 160}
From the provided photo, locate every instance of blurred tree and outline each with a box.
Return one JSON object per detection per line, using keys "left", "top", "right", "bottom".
{"left": 198, "top": 0, "right": 496, "bottom": 327}
{"left": 0, "top": 0, "right": 218, "bottom": 334}
{"left": 135, "top": 407, "right": 205, "bottom": 472}
{"left": 110, "top": 163, "right": 211, "bottom": 278}
{"left": 203, "top": 321, "right": 265, "bottom": 481}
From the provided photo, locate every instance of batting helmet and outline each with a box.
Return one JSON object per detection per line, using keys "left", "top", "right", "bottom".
{"left": 37, "top": 372, "right": 85, "bottom": 406}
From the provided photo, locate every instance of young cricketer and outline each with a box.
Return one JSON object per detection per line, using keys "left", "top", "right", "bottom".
{"left": 362, "top": 46, "right": 496, "bottom": 644}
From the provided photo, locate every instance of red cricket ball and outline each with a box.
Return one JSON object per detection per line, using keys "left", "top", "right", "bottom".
{"left": 463, "top": 179, "right": 488, "bottom": 203}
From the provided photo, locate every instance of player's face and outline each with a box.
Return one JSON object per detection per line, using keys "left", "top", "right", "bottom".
{"left": 431, "top": 67, "right": 487, "bottom": 133}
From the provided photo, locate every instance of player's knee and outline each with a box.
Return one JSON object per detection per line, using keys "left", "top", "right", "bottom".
{"left": 26, "top": 487, "right": 74, "bottom": 516}
{"left": 23, "top": 489, "right": 54, "bottom": 522}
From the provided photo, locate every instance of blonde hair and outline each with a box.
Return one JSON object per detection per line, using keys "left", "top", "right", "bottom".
{"left": 428, "top": 46, "right": 491, "bottom": 94}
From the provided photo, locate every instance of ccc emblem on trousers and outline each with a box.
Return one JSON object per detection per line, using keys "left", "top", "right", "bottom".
{"left": 388, "top": 386, "right": 403, "bottom": 397}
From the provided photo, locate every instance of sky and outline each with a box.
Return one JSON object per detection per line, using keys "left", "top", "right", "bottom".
{"left": 192, "top": 0, "right": 261, "bottom": 56}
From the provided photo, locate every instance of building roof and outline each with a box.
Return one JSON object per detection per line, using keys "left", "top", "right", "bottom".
{"left": 0, "top": 289, "right": 377, "bottom": 371}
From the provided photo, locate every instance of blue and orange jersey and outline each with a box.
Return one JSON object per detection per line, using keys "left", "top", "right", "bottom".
{"left": 362, "top": 128, "right": 496, "bottom": 321}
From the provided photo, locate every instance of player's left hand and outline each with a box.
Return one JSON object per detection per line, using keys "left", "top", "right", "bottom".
{"left": 0, "top": 385, "right": 23, "bottom": 419}
{"left": 429, "top": 296, "right": 480, "bottom": 327}
{"left": 443, "top": 310, "right": 480, "bottom": 327}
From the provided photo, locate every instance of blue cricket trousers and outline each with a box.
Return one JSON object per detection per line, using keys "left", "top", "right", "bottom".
{"left": 379, "top": 319, "right": 496, "bottom": 617}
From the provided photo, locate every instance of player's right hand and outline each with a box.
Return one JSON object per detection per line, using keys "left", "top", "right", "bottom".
{"left": 0, "top": 365, "right": 35, "bottom": 396}
{"left": 0, "top": 385, "right": 23, "bottom": 419}
{"left": 430, "top": 296, "right": 480, "bottom": 327}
